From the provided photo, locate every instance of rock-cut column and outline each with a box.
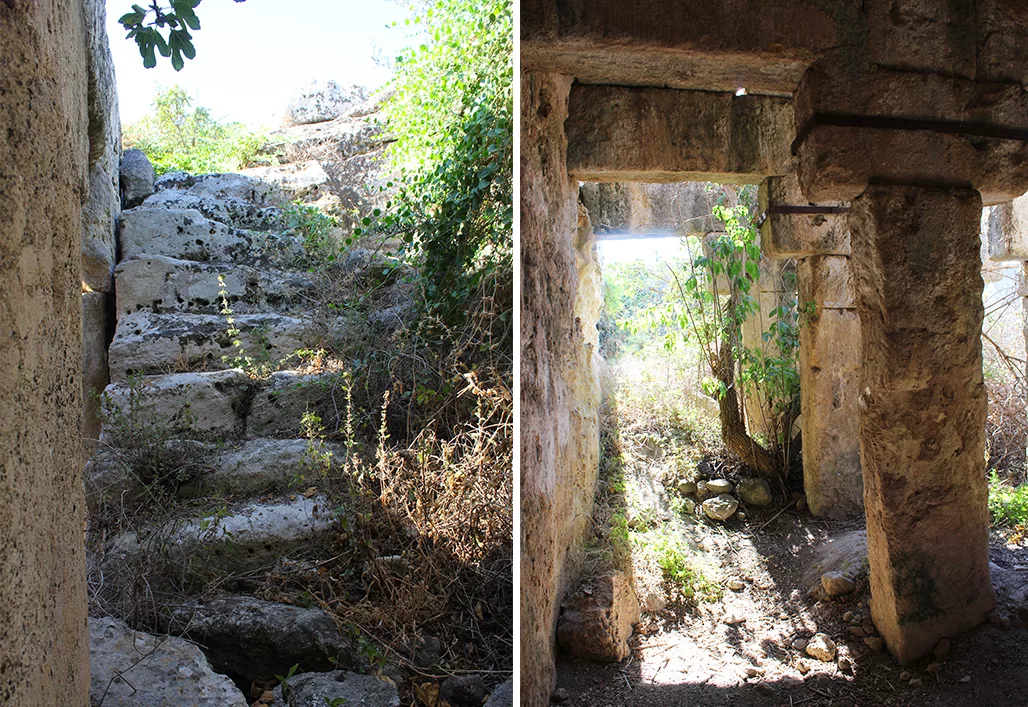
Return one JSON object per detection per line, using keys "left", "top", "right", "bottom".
{"left": 849, "top": 185, "right": 994, "bottom": 663}
{"left": 760, "top": 175, "right": 862, "bottom": 518}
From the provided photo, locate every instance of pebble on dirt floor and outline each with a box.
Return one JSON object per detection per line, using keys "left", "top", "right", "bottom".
{"left": 805, "top": 633, "right": 837, "bottom": 662}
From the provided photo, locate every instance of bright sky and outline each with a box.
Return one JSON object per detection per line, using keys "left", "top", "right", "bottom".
{"left": 106, "top": 0, "right": 412, "bottom": 126}
{"left": 598, "top": 237, "right": 686, "bottom": 266}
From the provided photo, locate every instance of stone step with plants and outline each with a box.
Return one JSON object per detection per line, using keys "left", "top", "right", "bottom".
{"left": 118, "top": 206, "right": 308, "bottom": 268}
{"left": 101, "top": 369, "right": 253, "bottom": 441}
{"left": 100, "top": 495, "right": 335, "bottom": 593}
{"left": 141, "top": 171, "right": 291, "bottom": 231}
{"left": 86, "top": 437, "right": 344, "bottom": 512}
{"left": 114, "top": 255, "right": 318, "bottom": 319}
{"left": 108, "top": 311, "right": 312, "bottom": 379}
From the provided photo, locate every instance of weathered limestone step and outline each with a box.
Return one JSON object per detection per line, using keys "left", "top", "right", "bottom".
{"left": 89, "top": 616, "right": 247, "bottom": 706}
{"left": 86, "top": 437, "right": 344, "bottom": 511}
{"left": 162, "top": 596, "right": 356, "bottom": 683}
{"left": 146, "top": 171, "right": 288, "bottom": 231}
{"left": 101, "top": 369, "right": 252, "bottom": 440}
{"left": 119, "top": 207, "right": 305, "bottom": 267}
{"left": 107, "top": 495, "right": 334, "bottom": 583}
{"left": 108, "top": 311, "right": 310, "bottom": 379}
{"left": 249, "top": 370, "right": 349, "bottom": 437}
{"left": 115, "top": 255, "right": 317, "bottom": 320}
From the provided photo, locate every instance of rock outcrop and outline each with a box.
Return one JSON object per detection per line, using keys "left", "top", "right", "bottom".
{"left": 89, "top": 617, "right": 247, "bottom": 706}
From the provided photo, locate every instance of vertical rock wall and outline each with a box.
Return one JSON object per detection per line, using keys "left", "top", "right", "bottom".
{"left": 81, "top": 0, "right": 121, "bottom": 446}
{"left": 0, "top": 0, "right": 93, "bottom": 703}
{"left": 520, "top": 71, "right": 603, "bottom": 707}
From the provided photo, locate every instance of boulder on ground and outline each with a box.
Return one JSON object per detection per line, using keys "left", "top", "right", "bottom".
{"left": 702, "top": 494, "right": 739, "bottom": 521}
{"left": 89, "top": 616, "right": 246, "bottom": 706}
{"left": 165, "top": 596, "right": 355, "bottom": 682}
{"left": 805, "top": 633, "right": 837, "bottom": 662}
{"left": 738, "top": 478, "right": 773, "bottom": 506}
{"left": 821, "top": 570, "right": 857, "bottom": 597}
{"left": 484, "top": 679, "right": 514, "bottom": 707}
{"left": 268, "top": 671, "right": 399, "bottom": 707}
{"left": 557, "top": 571, "right": 641, "bottom": 662}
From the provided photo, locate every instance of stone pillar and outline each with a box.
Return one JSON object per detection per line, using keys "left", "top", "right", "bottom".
{"left": 1, "top": 0, "right": 92, "bottom": 703}
{"left": 849, "top": 185, "right": 994, "bottom": 663}
{"left": 521, "top": 71, "right": 603, "bottom": 707}
{"left": 760, "top": 175, "right": 862, "bottom": 518}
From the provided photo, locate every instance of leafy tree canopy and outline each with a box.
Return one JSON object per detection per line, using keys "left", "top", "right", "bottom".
{"left": 124, "top": 86, "right": 268, "bottom": 175}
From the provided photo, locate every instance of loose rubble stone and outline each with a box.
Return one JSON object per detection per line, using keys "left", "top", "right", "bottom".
{"left": 707, "top": 478, "right": 734, "bottom": 494}
{"left": 484, "top": 679, "right": 513, "bottom": 707}
{"left": 680, "top": 497, "right": 697, "bottom": 515}
{"left": 702, "top": 494, "right": 739, "bottom": 521}
{"left": 933, "top": 638, "right": 951, "bottom": 659}
{"left": 696, "top": 480, "right": 712, "bottom": 502}
{"left": 89, "top": 616, "right": 247, "bottom": 706}
{"left": 724, "top": 609, "right": 746, "bottom": 625}
{"left": 864, "top": 636, "right": 884, "bottom": 651}
{"left": 727, "top": 578, "right": 746, "bottom": 591}
{"left": 268, "top": 671, "right": 399, "bottom": 707}
{"left": 909, "top": 678, "right": 924, "bottom": 688}
{"left": 821, "top": 570, "right": 857, "bottom": 597}
{"left": 796, "top": 659, "right": 811, "bottom": 674}
{"left": 737, "top": 478, "right": 773, "bottom": 506}
{"left": 643, "top": 592, "right": 667, "bottom": 613}
{"left": 677, "top": 479, "right": 697, "bottom": 495}
{"left": 805, "top": 633, "right": 837, "bottom": 662}
{"left": 842, "top": 611, "right": 854, "bottom": 623}
{"left": 960, "top": 675, "right": 971, "bottom": 683}
{"left": 791, "top": 637, "right": 809, "bottom": 651}
{"left": 120, "top": 148, "right": 155, "bottom": 208}
{"left": 439, "top": 675, "right": 488, "bottom": 707}
{"left": 557, "top": 572, "right": 641, "bottom": 662}
{"left": 166, "top": 596, "right": 355, "bottom": 682}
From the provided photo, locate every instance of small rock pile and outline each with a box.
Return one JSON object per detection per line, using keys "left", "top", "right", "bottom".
{"left": 672, "top": 473, "right": 774, "bottom": 522}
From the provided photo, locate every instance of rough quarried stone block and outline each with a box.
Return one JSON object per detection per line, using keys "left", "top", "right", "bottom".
{"left": 798, "top": 255, "right": 855, "bottom": 310}
{"left": 145, "top": 171, "right": 287, "bottom": 231}
{"left": 89, "top": 617, "right": 247, "bottom": 707}
{"left": 849, "top": 185, "right": 994, "bottom": 663}
{"left": 759, "top": 175, "right": 850, "bottom": 258}
{"left": 556, "top": 572, "right": 641, "bottom": 662}
{"left": 101, "top": 369, "right": 252, "bottom": 440}
{"left": 119, "top": 148, "right": 155, "bottom": 209}
{"left": 1, "top": 0, "right": 94, "bottom": 700}
{"left": 115, "top": 255, "right": 316, "bottom": 319}
{"left": 248, "top": 370, "right": 348, "bottom": 437}
{"left": 108, "top": 311, "right": 308, "bottom": 379}
{"left": 796, "top": 123, "right": 1028, "bottom": 206}
{"left": 580, "top": 181, "right": 716, "bottom": 236}
{"left": 119, "top": 207, "right": 304, "bottom": 266}
{"left": 985, "top": 194, "right": 1028, "bottom": 261}
{"left": 108, "top": 496, "right": 334, "bottom": 585}
{"left": 240, "top": 160, "right": 332, "bottom": 201}
{"left": 164, "top": 596, "right": 353, "bottom": 682}
{"left": 798, "top": 305, "right": 862, "bottom": 518}
{"left": 566, "top": 85, "right": 795, "bottom": 183}
{"left": 522, "top": 0, "right": 839, "bottom": 94}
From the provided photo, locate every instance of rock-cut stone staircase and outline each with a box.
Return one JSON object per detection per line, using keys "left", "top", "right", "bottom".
{"left": 85, "top": 165, "right": 407, "bottom": 707}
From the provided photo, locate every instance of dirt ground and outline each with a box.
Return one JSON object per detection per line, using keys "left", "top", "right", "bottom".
{"left": 556, "top": 504, "right": 1028, "bottom": 707}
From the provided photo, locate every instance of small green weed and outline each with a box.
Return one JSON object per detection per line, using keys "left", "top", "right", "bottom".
{"left": 647, "top": 533, "right": 721, "bottom": 604}
{"left": 988, "top": 471, "right": 1028, "bottom": 527}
